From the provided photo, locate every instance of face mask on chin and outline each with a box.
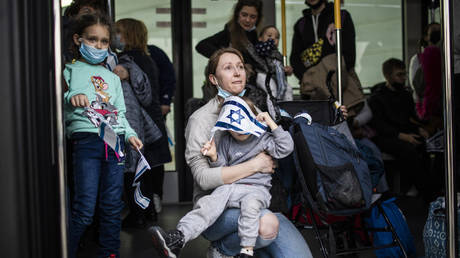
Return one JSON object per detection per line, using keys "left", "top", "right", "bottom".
{"left": 217, "top": 85, "right": 246, "bottom": 99}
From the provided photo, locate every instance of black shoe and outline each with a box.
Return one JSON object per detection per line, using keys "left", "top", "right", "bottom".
{"left": 236, "top": 253, "right": 253, "bottom": 258}
{"left": 149, "top": 226, "right": 184, "bottom": 258}
{"left": 122, "top": 213, "right": 147, "bottom": 229}
{"left": 146, "top": 210, "right": 158, "bottom": 222}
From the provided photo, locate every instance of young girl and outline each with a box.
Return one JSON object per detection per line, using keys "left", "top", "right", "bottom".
{"left": 150, "top": 96, "right": 294, "bottom": 258}
{"left": 64, "top": 13, "right": 142, "bottom": 258}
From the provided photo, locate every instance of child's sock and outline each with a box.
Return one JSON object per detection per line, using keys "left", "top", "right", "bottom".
{"left": 240, "top": 247, "right": 254, "bottom": 256}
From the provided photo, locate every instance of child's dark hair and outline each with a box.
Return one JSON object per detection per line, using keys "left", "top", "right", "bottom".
{"left": 64, "top": 0, "right": 107, "bottom": 17}
{"left": 259, "top": 25, "right": 279, "bottom": 38}
{"left": 70, "top": 13, "right": 112, "bottom": 60}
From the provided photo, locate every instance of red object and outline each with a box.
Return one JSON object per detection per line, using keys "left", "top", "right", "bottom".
{"left": 109, "top": 254, "right": 116, "bottom": 258}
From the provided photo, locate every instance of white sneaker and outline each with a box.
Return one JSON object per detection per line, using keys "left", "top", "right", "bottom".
{"left": 206, "top": 245, "right": 233, "bottom": 258}
{"left": 153, "top": 194, "right": 162, "bottom": 213}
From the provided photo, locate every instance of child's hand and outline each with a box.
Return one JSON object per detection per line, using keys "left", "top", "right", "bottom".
{"left": 70, "top": 94, "right": 89, "bottom": 107}
{"left": 201, "top": 139, "right": 217, "bottom": 162}
{"left": 257, "top": 112, "right": 278, "bottom": 130}
{"left": 113, "top": 65, "right": 129, "bottom": 81}
{"left": 284, "top": 65, "right": 293, "bottom": 76}
{"left": 128, "top": 136, "right": 143, "bottom": 150}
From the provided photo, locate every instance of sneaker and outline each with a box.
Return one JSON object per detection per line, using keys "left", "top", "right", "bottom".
{"left": 206, "top": 245, "right": 234, "bottom": 258}
{"left": 149, "top": 226, "right": 184, "bottom": 258}
{"left": 153, "top": 194, "right": 162, "bottom": 213}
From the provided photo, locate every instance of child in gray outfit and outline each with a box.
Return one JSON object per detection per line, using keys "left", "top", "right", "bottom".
{"left": 150, "top": 98, "right": 294, "bottom": 258}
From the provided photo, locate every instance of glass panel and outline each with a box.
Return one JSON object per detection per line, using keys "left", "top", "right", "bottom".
{"left": 192, "top": 0, "right": 236, "bottom": 98}
{"left": 115, "top": 0, "right": 176, "bottom": 171}
{"left": 276, "top": 0, "right": 403, "bottom": 93}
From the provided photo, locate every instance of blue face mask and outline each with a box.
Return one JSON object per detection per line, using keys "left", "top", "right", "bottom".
{"left": 79, "top": 42, "right": 108, "bottom": 64}
{"left": 112, "top": 34, "right": 125, "bottom": 51}
{"left": 217, "top": 85, "right": 246, "bottom": 99}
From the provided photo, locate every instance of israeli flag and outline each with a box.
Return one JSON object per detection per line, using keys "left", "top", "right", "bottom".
{"left": 133, "top": 150, "right": 151, "bottom": 209}
{"left": 211, "top": 96, "right": 268, "bottom": 137}
{"left": 99, "top": 121, "right": 124, "bottom": 158}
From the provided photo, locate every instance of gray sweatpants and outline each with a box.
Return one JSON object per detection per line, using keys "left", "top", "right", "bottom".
{"left": 177, "top": 183, "right": 271, "bottom": 247}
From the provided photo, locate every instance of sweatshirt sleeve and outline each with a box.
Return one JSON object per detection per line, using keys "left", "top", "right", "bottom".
{"left": 290, "top": 20, "right": 307, "bottom": 81}
{"left": 195, "top": 29, "right": 229, "bottom": 58}
{"left": 263, "top": 127, "right": 294, "bottom": 159}
{"left": 185, "top": 115, "right": 224, "bottom": 190}
{"left": 368, "top": 95, "right": 399, "bottom": 138}
{"left": 209, "top": 135, "right": 228, "bottom": 168}
{"left": 63, "top": 66, "right": 88, "bottom": 104}
{"left": 112, "top": 76, "right": 138, "bottom": 142}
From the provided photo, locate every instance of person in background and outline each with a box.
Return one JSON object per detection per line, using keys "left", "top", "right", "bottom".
{"left": 368, "top": 58, "right": 429, "bottom": 198}
{"left": 147, "top": 44, "right": 177, "bottom": 215}
{"left": 114, "top": 18, "right": 172, "bottom": 227}
{"left": 290, "top": 0, "right": 356, "bottom": 82}
{"left": 195, "top": 0, "right": 263, "bottom": 76}
{"left": 417, "top": 23, "right": 442, "bottom": 125}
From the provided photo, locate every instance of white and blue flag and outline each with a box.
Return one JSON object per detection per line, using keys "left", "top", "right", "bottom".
{"left": 211, "top": 96, "right": 268, "bottom": 137}
{"left": 133, "top": 149, "right": 151, "bottom": 209}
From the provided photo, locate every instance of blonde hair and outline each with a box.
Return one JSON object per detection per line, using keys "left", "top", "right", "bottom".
{"left": 115, "top": 18, "right": 149, "bottom": 55}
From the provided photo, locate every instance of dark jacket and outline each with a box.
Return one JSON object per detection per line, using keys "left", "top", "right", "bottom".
{"left": 122, "top": 49, "right": 172, "bottom": 165}
{"left": 195, "top": 25, "right": 259, "bottom": 69}
{"left": 118, "top": 54, "right": 163, "bottom": 171}
{"left": 148, "top": 45, "right": 176, "bottom": 106}
{"left": 290, "top": 2, "right": 356, "bottom": 80}
{"left": 368, "top": 83, "right": 420, "bottom": 138}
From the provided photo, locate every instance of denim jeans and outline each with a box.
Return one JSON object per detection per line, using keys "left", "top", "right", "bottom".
{"left": 202, "top": 208, "right": 313, "bottom": 257}
{"left": 68, "top": 133, "right": 125, "bottom": 258}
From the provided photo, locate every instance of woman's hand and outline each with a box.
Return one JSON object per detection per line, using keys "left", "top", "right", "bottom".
{"left": 326, "top": 23, "right": 336, "bottom": 46}
{"left": 70, "top": 94, "right": 89, "bottom": 107}
{"left": 128, "top": 136, "right": 143, "bottom": 150}
{"left": 418, "top": 127, "right": 430, "bottom": 139}
{"left": 257, "top": 112, "right": 278, "bottom": 130}
{"left": 284, "top": 65, "right": 293, "bottom": 76}
{"left": 201, "top": 139, "right": 217, "bottom": 162}
{"left": 113, "top": 65, "right": 129, "bottom": 81}
{"left": 251, "top": 152, "right": 275, "bottom": 174}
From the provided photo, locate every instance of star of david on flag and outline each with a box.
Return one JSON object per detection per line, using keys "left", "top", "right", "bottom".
{"left": 210, "top": 96, "right": 268, "bottom": 138}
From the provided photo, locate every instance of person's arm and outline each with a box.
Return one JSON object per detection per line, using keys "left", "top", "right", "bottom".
{"left": 195, "top": 29, "right": 230, "bottom": 58}
{"left": 148, "top": 45, "right": 176, "bottom": 106}
{"left": 120, "top": 58, "right": 153, "bottom": 108}
{"left": 341, "top": 10, "right": 356, "bottom": 71}
{"left": 352, "top": 100, "right": 372, "bottom": 127}
{"left": 290, "top": 20, "right": 307, "bottom": 80}
{"left": 185, "top": 115, "right": 274, "bottom": 190}
{"left": 263, "top": 127, "right": 294, "bottom": 159}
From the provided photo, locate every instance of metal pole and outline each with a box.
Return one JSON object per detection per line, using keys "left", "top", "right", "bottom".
{"left": 441, "top": 0, "right": 456, "bottom": 257}
{"left": 52, "top": 0, "right": 68, "bottom": 257}
{"left": 281, "top": 0, "right": 287, "bottom": 66}
{"left": 334, "top": 0, "right": 343, "bottom": 104}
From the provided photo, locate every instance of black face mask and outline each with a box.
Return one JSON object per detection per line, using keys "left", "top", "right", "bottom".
{"left": 392, "top": 82, "right": 405, "bottom": 91}
{"left": 305, "top": 0, "right": 325, "bottom": 10}
{"left": 430, "top": 30, "right": 441, "bottom": 45}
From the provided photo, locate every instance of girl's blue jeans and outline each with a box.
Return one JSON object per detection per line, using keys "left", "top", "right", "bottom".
{"left": 68, "top": 133, "right": 125, "bottom": 258}
{"left": 202, "top": 208, "right": 313, "bottom": 258}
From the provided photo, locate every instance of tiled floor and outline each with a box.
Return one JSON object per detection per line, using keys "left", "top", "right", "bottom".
{"left": 76, "top": 195, "right": 429, "bottom": 258}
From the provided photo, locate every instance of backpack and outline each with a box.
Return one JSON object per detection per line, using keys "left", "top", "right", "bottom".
{"left": 423, "top": 196, "right": 460, "bottom": 258}
{"left": 291, "top": 115, "right": 373, "bottom": 215}
{"left": 365, "top": 197, "right": 417, "bottom": 258}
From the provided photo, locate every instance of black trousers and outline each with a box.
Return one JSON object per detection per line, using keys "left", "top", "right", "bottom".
{"left": 372, "top": 136, "right": 428, "bottom": 193}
